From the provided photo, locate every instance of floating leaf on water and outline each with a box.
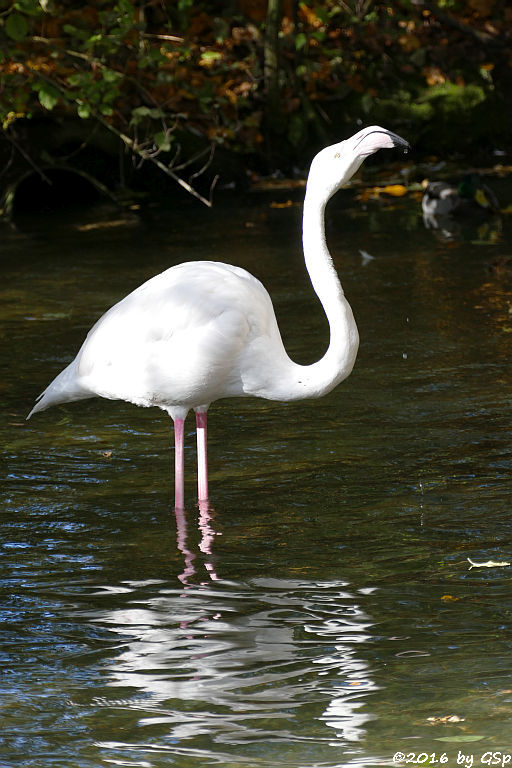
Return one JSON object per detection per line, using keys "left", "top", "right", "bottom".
{"left": 358, "top": 184, "right": 408, "bottom": 202}
{"left": 435, "top": 735, "right": 484, "bottom": 743}
{"left": 359, "top": 249, "right": 375, "bottom": 266}
{"left": 441, "top": 594, "right": 459, "bottom": 602}
{"left": 380, "top": 184, "right": 408, "bottom": 197}
{"left": 427, "top": 715, "right": 465, "bottom": 724}
{"left": 467, "top": 557, "right": 511, "bottom": 569}
{"left": 76, "top": 219, "right": 138, "bottom": 232}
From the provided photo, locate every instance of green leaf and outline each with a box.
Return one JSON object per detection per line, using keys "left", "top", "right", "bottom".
{"left": 77, "top": 103, "right": 91, "bottom": 119}
{"left": 102, "top": 68, "right": 122, "bottom": 84}
{"left": 435, "top": 735, "right": 484, "bottom": 743}
{"left": 14, "top": 0, "right": 41, "bottom": 15}
{"left": 200, "top": 50, "right": 222, "bottom": 62}
{"left": 36, "top": 83, "right": 60, "bottom": 110}
{"left": 154, "top": 131, "right": 172, "bottom": 152}
{"left": 361, "top": 92, "right": 373, "bottom": 114}
{"left": 62, "top": 23, "right": 89, "bottom": 41}
{"left": 5, "top": 12, "right": 29, "bottom": 41}
{"left": 315, "top": 5, "right": 329, "bottom": 23}
{"left": 67, "top": 74, "right": 85, "bottom": 87}
{"left": 295, "top": 33, "right": 307, "bottom": 51}
{"left": 311, "top": 30, "right": 326, "bottom": 43}
{"left": 85, "top": 33, "right": 103, "bottom": 48}
{"left": 131, "top": 106, "right": 152, "bottom": 119}
{"left": 130, "top": 106, "right": 166, "bottom": 125}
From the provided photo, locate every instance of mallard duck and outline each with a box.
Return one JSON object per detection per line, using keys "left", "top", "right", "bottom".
{"left": 422, "top": 173, "right": 499, "bottom": 217}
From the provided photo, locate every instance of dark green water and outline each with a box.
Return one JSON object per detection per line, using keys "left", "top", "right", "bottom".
{"left": 2, "top": 179, "right": 512, "bottom": 768}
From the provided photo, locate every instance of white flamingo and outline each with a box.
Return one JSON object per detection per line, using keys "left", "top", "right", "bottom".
{"left": 28, "top": 126, "right": 410, "bottom": 508}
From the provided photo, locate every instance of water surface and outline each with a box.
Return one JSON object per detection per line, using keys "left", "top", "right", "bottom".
{"left": 2, "top": 177, "right": 512, "bottom": 767}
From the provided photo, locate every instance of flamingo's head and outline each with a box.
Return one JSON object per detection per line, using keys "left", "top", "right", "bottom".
{"left": 308, "top": 126, "right": 410, "bottom": 202}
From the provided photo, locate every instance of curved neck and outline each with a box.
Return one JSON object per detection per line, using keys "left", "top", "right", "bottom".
{"left": 287, "top": 183, "right": 359, "bottom": 398}
{"left": 302, "top": 188, "right": 341, "bottom": 314}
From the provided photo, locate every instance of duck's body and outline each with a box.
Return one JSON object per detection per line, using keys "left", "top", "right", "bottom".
{"left": 29, "top": 126, "right": 410, "bottom": 507}
{"left": 422, "top": 174, "right": 499, "bottom": 218}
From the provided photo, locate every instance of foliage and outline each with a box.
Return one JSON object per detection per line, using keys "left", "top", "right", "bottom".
{"left": 0, "top": 0, "right": 510, "bottom": 199}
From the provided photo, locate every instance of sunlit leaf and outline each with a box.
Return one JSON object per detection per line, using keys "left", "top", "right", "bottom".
{"left": 77, "top": 103, "right": 91, "bottom": 119}
{"left": 435, "top": 735, "right": 484, "bottom": 743}
{"left": 37, "top": 84, "right": 60, "bottom": 111}
{"left": 130, "top": 106, "right": 166, "bottom": 124}
{"left": 101, "top": 70, "right": 120, "bottom": 85}
{"left": 154, "top": 131, "right": 172, "bottom": 151}
{"left": 200, "top": 51, "right": 222, "bottom": 61}
{"left": 295, "top": 32, "right": 307, "bottom": 51}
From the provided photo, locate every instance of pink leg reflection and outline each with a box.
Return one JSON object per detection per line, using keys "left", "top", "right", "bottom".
{"left": 174, "top": 501, "right": 220, "bottom": 584}
{"left": 174, "top": 506, "right": 196, "bottom": 585}
{"left": 195, "top": 410, "right": 208, "bottom": 502}
{"left": 198, "top": 499, "right": 220, "bottom": 581}
{"left": 173, "top": 417, "right": 185, "bottom": 510}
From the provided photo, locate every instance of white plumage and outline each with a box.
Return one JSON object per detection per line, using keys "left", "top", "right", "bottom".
{"left": 29, "top": 126, "right": 409, "bottom": 507}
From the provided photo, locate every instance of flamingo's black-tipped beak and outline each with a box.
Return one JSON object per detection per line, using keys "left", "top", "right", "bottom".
{"left": 388, "top": 131, "right": 410, "bottom": 153}
{"left": 352, "top": 127, "right": 411, "bottom": 157}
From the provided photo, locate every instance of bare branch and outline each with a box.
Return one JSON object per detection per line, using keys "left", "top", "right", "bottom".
{"left": 188, "top": 143, "right": 216, "bottom": 183}
{"left": 97, "top": 116, "right": 213, "bottom": 207}
{"left": 141, "top": 33, "right": 184, "bottom": 43}
{"left": 412, "top": 0, "right": 494, "bottom": 44}
{"left": 3, "top": 132, "right": 52, "bottom": 185}
{"left": 22, "top": 58, "right": 214, "bottom": 207}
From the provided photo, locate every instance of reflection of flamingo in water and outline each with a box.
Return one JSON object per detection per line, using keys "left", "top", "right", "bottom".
{"left": 28, "top": 127, "right": 409, "bottom": 509}
{"left": 175, "top": 502, "right": 220, "bottom": 586}
{"left": 92, "top": 575, "right": 377, "bottom": 747}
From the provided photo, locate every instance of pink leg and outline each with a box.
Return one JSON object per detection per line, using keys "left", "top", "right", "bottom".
{"left": 195, "top": 410, "right": 208, "bottom": 502}
{"left": 174, "top": 418, "right": 185, "bottom": 510}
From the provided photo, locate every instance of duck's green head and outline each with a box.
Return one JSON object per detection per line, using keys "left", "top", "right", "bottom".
{"left": 457, "top": 173, "right": 482, "bottom": 200}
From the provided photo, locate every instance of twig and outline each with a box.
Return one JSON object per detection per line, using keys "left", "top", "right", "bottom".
{"left": 96, "top": 115, "right": 213, "bottom": 207}
{"left": 23, "top": 58, "right": 214, "bottom": 207}
{"left": 172, "top": 143, "right": 214, "bottom": 173}
{"left": 3, "top": 132, "right": 52, "bottom": 184}
{"left": 412, "top": 0, "right": 494, "bottom": 45}
{"left": 188, "top": 144, "right": 216, "bottom": 184}
{"left": 208, "top": 174, "right": 219, "bottom": 207}
{"left": 32, "top": 37, "right": 163, "bottom": 116}
{"left": 141, "top": 33, "right": 184, "bottom": 43}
